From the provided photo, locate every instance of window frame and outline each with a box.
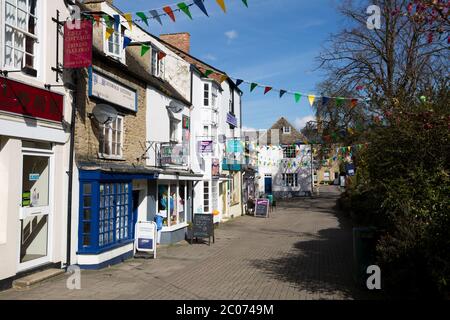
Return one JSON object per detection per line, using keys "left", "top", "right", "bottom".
{"left": 169, "top": 117, "right": 180, "bottom": 143}
{"left": 204, "top": 83, "right": 210, "bottom": 107}
{"left": 283, "top": 126, "right": 291, "bottom": 134}
{"left": 203, "top": 181, "right": 210, "bottom": 213}
{"left": 283, "top": 145, "right": 296, "bottom": 159}
{"left": 3, "top": 0, "right": 39, "bottom": 73}
{"left": 99, "top": 115, "right": 124, "bottom": 160}
{"left": 282, "top": 173, "right": 298, "bottom": 187}
{"left": 103, "top": 21, "right": 125, "bottom": 63}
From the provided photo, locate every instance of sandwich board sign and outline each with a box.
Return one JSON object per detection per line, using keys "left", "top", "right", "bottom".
{"left": 134, "top": 221, "right": 157, "bottom": 258}
{"left": 255, "top": 199, "right": 270, "bottom": 218}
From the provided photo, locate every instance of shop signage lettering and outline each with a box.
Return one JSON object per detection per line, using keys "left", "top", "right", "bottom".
{"left": 29, "top": 174, "right": 40, "bottom": 181}
{"left": 255, "top": 199, "right": 270, "bottom": 218}
{"left": 63, "top": 20, "right": 93, "bottom": 69}
{"left": 198, "top": 140, "right": 213, "bottom": 154}
{"left": 0, "top": 78, "right": 64, "bottom": 122}
{"left": 89, "top": 69, "right": 137, "bottom": 112}
{"left": 134, "top": 221, "right": 157, "bottom": 258}
{"left": 192, "top": 214, "right": 215, "bottom": 245}
{"left": 226, "top": 112, "right": 237, "bottom": 127}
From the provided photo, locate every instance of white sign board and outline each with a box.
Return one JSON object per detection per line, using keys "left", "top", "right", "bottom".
{"left": 89, "top": 69, "right": 137, "bottom": 112}
{"left": 134, "top": 221, "right": 157, "bottom": 258}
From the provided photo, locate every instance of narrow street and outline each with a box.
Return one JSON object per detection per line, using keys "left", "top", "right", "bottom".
{"left": 0, "top": 186, "right": 364, "bottom": 300}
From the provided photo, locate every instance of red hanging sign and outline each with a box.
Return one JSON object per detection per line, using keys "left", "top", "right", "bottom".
{"left": 64, "top": 19, "right": 93, "bottom": 69}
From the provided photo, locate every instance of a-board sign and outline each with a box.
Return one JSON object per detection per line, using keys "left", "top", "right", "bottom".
{"left": 192, "top": 214, "right": 215, "bottom": 245}
{"left": 255, "top": 199, "right": 270, "bottom": 218}
{"left": 134, "top": 221, "right": 157, "bottom": 258}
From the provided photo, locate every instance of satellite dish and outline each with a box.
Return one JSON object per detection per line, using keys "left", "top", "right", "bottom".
{"left": 91, "top": 104, "right": 118, "bottom": 124}
{"left": 167, "top": 101, "right": 184, "bottom": 114}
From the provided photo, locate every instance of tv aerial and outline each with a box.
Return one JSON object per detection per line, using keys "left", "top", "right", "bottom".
{"left": 91, "top": 104, "right": 118, "bottom": 125}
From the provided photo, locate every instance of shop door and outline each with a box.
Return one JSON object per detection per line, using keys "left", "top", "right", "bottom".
{"left": 19, "top": 148, "right": 53, "bottom": 271}
{"left": 264, "top": 176, "right": 273, "bottom": 194}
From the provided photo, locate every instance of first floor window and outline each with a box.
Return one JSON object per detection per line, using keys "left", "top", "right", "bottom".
{"left": 4, "top": 0, "right": 38, "bottom": 70}
{"left": 100, "top": 116, "right": 123, "bottom": 158}
{"left": 282, "top": 173, "right": 298, "bottom": 187}
{"left": 106, "top": 23, "right": 125, "bottom": 61}
{"left": 204, "top": 83, "right": 210, "bottom": 106}
{"left": 283, "top": 146, "right": 296, "bottom": 158}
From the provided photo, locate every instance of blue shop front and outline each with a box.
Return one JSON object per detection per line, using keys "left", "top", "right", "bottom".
{"left": 76, "top": 167, "right": 159, "bottom": 269}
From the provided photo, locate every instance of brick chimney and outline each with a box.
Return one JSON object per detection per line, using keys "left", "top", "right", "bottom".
{"left": 159, "top": 33, "right": 191, "bottom": 54}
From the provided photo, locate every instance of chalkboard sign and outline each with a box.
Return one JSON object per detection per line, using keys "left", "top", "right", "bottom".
{"left": 255, "top": 199, "right": 270, "bottom": 218}
{"left": 192, "top": 214, "right": 215, "bottom": 245}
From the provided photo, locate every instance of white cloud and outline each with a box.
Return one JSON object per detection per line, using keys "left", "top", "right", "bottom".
{"left": 295, "top": 115, "right": 315, "bottom": 131}
{"left": 203, "top": 53, "right": 217, "bottom": 61}
{"left": 225, "top": 30, "right": 238, "bottom": 43}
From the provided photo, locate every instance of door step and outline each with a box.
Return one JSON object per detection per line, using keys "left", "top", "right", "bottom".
{"left": 13, "top": 268, "right": 65, "bottom": 289}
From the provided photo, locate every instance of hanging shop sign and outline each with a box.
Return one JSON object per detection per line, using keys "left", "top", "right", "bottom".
{"left": 134, "top": 221, "right": 157, "bottom": 258}
{"left": 64, "top": 19, "right": 93, "bottom": 69}
{"left": 198, "top": 140, "right": 214, "bottom": 154}
{"left": 255, "top": 198, "right": 270, "bottom": 218}
{"left": 226, "top": 112, "right": 238, "bottom": 127}
{"left": 88, "top": 68, "right": 137, "bottom": 112}
{"left": 212, "top": 158, "right": 220, "bottom": 179}
{"left": 0, "top": 78, "right": 64, "bottom": 122}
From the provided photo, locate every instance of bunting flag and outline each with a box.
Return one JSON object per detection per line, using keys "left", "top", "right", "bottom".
{"left": 235, "top": 79, "right": 244, "bottom": 87}
{"left": 294, "top": 93, "right": 302, "bottom": 103}
{"left": 250, "top": 83, "right": 258, "bottom": 92}
{"left": 178, "top": 3, "right": 193, "bottom": 20}
{"left": 93, "top": 15, "right": 101, "bottom": 27}
{"left": 279, "top": 90, "right": 287, "bottom": 98}
{"left": 124, "top": 13, "right": 133, "bottom": 30}
{"left": 136, "top": 12, "right": 149, "bottom": 26}
{"left": 242, "top": 0, "right": 248, "bottom": 7}
{"left": 216, "top": 0, "right": 227, "bottom": 13}
{"left": 158, "top": 51, "right": 167, "bottom": 60}
{"left": 194, "top": 0, "right": 209, "bottom": 16}
{"left": 336, "top": 97, "right": 344, "bottom": 107}
{"left": 322, "top": 96, "right": 330, "bottom": 105}
{"left": 219, "top": 75, "right": 228, "bottom": 83}
{"left": 163, "top": 6, "right": 176, "bottom": 22}
{"left": 351, "top": 99, "right": 358, "bottom": 108}
{"left": 105, "top": 27, "right": 114, "bottom": 40}
{"left": 204, "top": 69, "right": 214, "bottom": 77}
{"left": 123, "top": 36, "right": 132, "bottom": 49}
{"left": 264, "top": 87, "right": 272, "bottom": 95}
{"left": 104, "top": 14, "right": 113, "bottom": 28}
{"left": 113, "top": 14, "right": 120, "bottom": 31}
{"left": 308, "top": 95, "right": 316, "bottom": 107}
{"left": 141, "top": 44, "right": 151, "bottom": 56}
{"left": 150, "top": 10, "right": 163, "bottom": 25}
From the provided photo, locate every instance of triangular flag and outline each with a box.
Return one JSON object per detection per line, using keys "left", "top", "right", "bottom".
{"left": 204, "top": 70, "right": 214, "bottom": 77}
{"left": 150, "top": 10, "right": 163, "bottom": 25}
{"left": 123, "top": 13, "right": 133, "bottom": 30}
{"left": 322, "top": 96, "right": 330, "bottom": 105}
{"left": 351, "top": 99, "right": 358, "bottom": 108}
{"left": 295, "top": 93, "right": 302, "bottom": 103}
{"left": 250, "top": 83, "right": 258, "bottom": 92}
{"left": 279, "top": 90, "right": 287, "bottom": 98}
{"left": 308, "top": 95, "right": 316, "bottom": 106}
{"left": 163, "top": 6, "right": 176, "bottom": 22}
{"left": 336, "top": 97, "right": 344, "bottom": 107}
{"left": 113, "top": 14, "right": 120, "bottom": 31}
{"left": 219, "top": 75, "right": 228, "bottom": 83}
{"left": 104, "top": 14, "right": 113, "bottom": 28}
{"left": 93, "top": 15, "right": 101, "bottom": 27}
{"left": 235, "top": 79, "right": 244, "bottom": 87}
{"left": 194, "top": 0, "right": 209, "bottom": 16}
{"left": 141, "top": 44, "right": 151, "bottom": 56}
{"left": 123, "top": 36, "right": 132, "bottom": 49}
{"left": 157, "top": 51, "right": 167, "bottom": 60}
{"left": 242, "top": 0, "right": 249, "bottom": 7}
{"left": 105, "top": 27, "right": 114, "bottom": 41}
{"left": 136, "top": 12, "right": 148, "bottom": 26}
{"left": 264, "top": 87, "right": 272, "bottom": 95}
{"left": 178, "top": 3, "right": 193, "bottom": 20}
{"left": 216, "top": 0, "right": 227, "bottom": 13}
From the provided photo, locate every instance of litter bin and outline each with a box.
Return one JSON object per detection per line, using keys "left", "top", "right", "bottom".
{"left": 353, "top": 227, "right": 378, "bottom": 288}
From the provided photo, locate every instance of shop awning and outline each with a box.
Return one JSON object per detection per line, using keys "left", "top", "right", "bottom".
{"left": 158, "top": 170, "right": 204, "bottom": 181}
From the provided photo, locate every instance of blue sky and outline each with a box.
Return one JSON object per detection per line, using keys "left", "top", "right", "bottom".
{"left": 114, "top": 0, "right": 344, "bottom": 130}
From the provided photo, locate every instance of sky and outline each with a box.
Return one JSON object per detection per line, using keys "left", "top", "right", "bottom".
{"left": 114, "top": 0, "right": 345, "bottom": 131}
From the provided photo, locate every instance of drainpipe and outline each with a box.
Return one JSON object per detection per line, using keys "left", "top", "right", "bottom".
{"left": 66, "top": 72, "right": 77, "bottom": 268}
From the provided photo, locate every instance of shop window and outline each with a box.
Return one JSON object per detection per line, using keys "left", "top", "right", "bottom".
{"left": 157, "top": 183, "right": 187, "bottom": 228}
{"left": 4, "top": 0, "right": 38, "bottom": 72}
{"left": 79, "top": 182, "right": 132, "bottom": 254}
{"left": 22, "top": 155, "right": 49, "bottom": 208}
{"left": 282, "top": 173, "right": 298, "bottom": 187}
{"left": 99, "top": 116, "right": 123, "bottom": 159}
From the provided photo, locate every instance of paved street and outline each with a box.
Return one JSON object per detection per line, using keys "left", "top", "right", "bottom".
{"left": 0, "top": 186, "right": 366, "bottom": 300}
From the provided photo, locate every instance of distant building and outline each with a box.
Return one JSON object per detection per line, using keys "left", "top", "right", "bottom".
{"left": 256, "top": 118, "right": 313, "bottom": 199}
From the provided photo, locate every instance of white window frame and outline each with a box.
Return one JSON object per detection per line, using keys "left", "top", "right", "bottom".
{"left": 99, "top": 115, "right": 124, "bottom": 160}
{"left": 203, "top": 180, "right": 210, "bottom": 213}
{"left": 283, "top": 126, "right": 291, "bottom": 134}
{"left": 150, "top": 47, "right": 164, "bottom": 78}
{"left": 283, "top": 146, "right": 296, "bottom": 159}
{"left": 211, "top": 84, "right": 218, "bottom": 109}
{"left": 104, "top": 22, "right": 125, "bottom": 63}
{"left": 3, "top": 0, "right": 39, "bottom": 72}
{"left": 157, "top": 181, "right": 188, "bottom": 232}
{"left": 282, "top": 173, "right": 298, "bottom": 187}
{"left": 203, "top": 83, "right": 210, "bottom": 107}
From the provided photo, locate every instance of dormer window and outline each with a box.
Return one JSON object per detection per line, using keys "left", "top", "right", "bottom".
{"left": 283, "top": 126, "right": 291, "bottom": 134}
{"left": 151, "top": 47, "right": 164, "bottom": 78}
{"left": 104, "top": 21, "right": 125, "bottom": 63}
